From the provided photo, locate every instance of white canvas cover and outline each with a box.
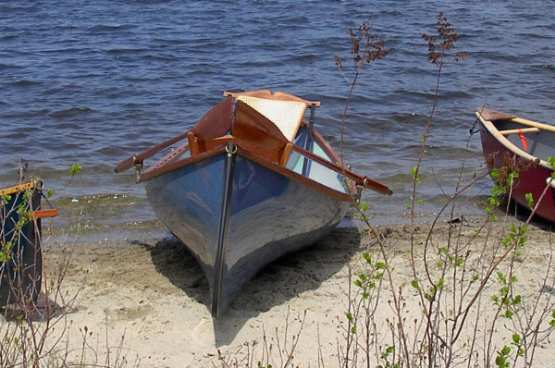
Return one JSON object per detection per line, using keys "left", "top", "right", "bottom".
{"left": 236, "top": 95, "right": 306, "bottom": 141}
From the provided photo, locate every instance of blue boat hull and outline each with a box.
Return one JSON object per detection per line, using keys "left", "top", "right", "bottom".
{"left": 0, "top": 189, "right": 42, "bottom": 308}
{"left": 145, "top": 152, "right": 348, "bottom": 316}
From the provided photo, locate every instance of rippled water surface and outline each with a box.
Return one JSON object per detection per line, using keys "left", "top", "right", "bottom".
{"left": 1, "top": 0, "right": 554, "bottom": 243}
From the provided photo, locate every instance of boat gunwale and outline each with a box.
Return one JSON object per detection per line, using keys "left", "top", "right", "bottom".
{"left": 476, "top": 111, "right": 554, "bottom": 170}
{"left": 139, "top": 138, "right": 354, "bottom": 202}
{"left": 149, "top": 120, "right": 342, "bottom": 173}
{"left": 139, "top": 147, "right": 226, "bottom": 182}
{"left": 0, "top": 181, "right": 40, "bottom": 196}
{"left": 236, "top": 146, "right": 354, "bottom": 202}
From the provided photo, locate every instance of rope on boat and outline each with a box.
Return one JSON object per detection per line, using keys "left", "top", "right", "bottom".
{"left": 517, "top": 129, "right": 529, "bottom": 151}
{"left": 469, "top": 118, "right": 480, "bottom": 136}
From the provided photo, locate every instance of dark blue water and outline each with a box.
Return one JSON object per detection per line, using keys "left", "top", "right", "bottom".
{"left": 1, "top": 1, "right": 554, "bottom": 243}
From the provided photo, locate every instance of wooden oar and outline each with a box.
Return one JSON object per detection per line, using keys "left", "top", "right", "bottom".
{"left": 32, "top": 208, "right": 59, "bottom": 219}
{"left": 508, "top": 116, "right": 555, "bottom": 134}
{"left": 289, "top": 144, "right": 392, "bottom": 195}
{"left": 114, "top": 132, "right": 188, "bottom": 173}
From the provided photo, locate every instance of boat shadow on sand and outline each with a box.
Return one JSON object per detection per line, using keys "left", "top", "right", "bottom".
{"left": 144, "top": 226, "right": 361, "bottom": 346}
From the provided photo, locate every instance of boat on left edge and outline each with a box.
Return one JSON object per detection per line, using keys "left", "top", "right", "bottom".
{"left": 0, "top": 180, "right": 58, "bottom": 308}
{"left": 115, "top": 89, "right": 392, "bottom": 317}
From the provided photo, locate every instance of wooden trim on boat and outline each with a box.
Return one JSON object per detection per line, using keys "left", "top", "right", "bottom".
{"left": 137, "top": 137, "right": 356, "bottom": 201}
{"left": 150, "top": 143, "right": 190, "bottom": 171}
{"left": 0, "top": 181, "right": 38, "bottom": 196}
{"left": 204, "top": 133, "right": 391, "bottom": 195}
{"left": 480, "top": 108, "right": 555, "bottom": 134}
{"left": 510, "top": 116, "right": 555, "bottom": 134}
{"left": 139, "top": 147, "right": 226, "bottom": 182}
{"left": 289, "top": 142, "right": 392, "bottom": 195}
{"left": 476, "top": 111, "right": 552, "bottom": 169}
{"left": 237, "top": 147, "right": 354, "bottom": 202}
{"left": 32, "top": 208, "right": 59, "bottom": 219}
{"left": 311, "top": 128, "right": 343, "bottom": 165}
{"left": 280, "top": 143, "right": 294, "bottom": 167}
{"left": 115, "top": 131, "right": 188, "bottom": 173}
{"left": 479, "top": 109, "right": 514, "bottom": 122}
{"left": 499, "top": 127, "right": 540, "bottom": 136}
{"left": 224, "top": 90, "right": 320, "bottom": 107}
{"left": 187, "top": 131, "right": 200, "bottom": 157}
{"left": 139, "top": 133, "right": 392, "bottom": 195}
{"left": 191, "top": 97, "right": 234, "bottom": 144}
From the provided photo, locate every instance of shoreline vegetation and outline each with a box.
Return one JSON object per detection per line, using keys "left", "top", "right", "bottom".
{"left": 2, "top": 12, "right": 554, "bottom": 368}
{"left": 16, "top": 218, "right": 555, "bottom": 367}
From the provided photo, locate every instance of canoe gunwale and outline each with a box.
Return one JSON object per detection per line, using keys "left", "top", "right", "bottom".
{"left": 476, "top": 111, "right": 553, "bottom": 170}
{"left": 139, "top": 136, "right": 357, "bottom": 202}
{"left": 237, "top": 146, "right": 354, "bottom": 202}
{"left": 0, "top": 181, "right": 40, "bottom": 197}
{"left": 139, "top": 147, "right": 226, "bottom": 182}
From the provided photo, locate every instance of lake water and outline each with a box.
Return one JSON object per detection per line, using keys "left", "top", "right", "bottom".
{"left": 1, "top": 0, "right": 554, "bottom": 245}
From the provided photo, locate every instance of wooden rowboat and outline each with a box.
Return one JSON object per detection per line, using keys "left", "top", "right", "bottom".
{"left": 116, "top": 90, "right": 392, "bottom": 317}
{"left": 0, "top": 180, "right": 58, "bottom": 307}
{"left": 476, "top": 109, "right": 555, "bottom": 223}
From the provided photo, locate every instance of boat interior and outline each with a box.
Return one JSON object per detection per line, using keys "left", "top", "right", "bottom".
{"left": 491, "top": 119, "right": 555, "bottom": 161}
{"left": 156, "top": 92, "right": 350, "bottom": 194}
{"left": 479, "top": 109, "right": 555, "bottom": 162}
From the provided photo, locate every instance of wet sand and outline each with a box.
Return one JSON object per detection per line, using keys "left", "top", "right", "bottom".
{"left": 27, "top": 218, "right": 555, "bottom": 367}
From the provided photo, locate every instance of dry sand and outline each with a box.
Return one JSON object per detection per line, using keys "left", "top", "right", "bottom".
{"left": 8, "top": 218, "right": 555, "bottom": 367}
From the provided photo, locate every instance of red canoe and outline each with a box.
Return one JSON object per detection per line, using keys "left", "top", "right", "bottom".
{"left": 476, "top": 109, "right": 555, "bottom": 223}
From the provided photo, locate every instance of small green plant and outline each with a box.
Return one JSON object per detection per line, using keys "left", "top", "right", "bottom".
{"left": 495, "top": 345, "right": 512, "bottom": 368}
{"left": 69, "top": 163, "right": 82, "bottom": 177}
{"left": 525, "top": 192, "right": 534, "bottom": 207}
{"left": 378, "top": 345, "right": 399, "bottom": 368}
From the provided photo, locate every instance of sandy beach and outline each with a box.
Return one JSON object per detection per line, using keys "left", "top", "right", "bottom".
{"left": 23, "top": 216, "right": 553, "bottom": 367}
{"left": 2, "top": 1, "right": 555, "bottom": 367}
